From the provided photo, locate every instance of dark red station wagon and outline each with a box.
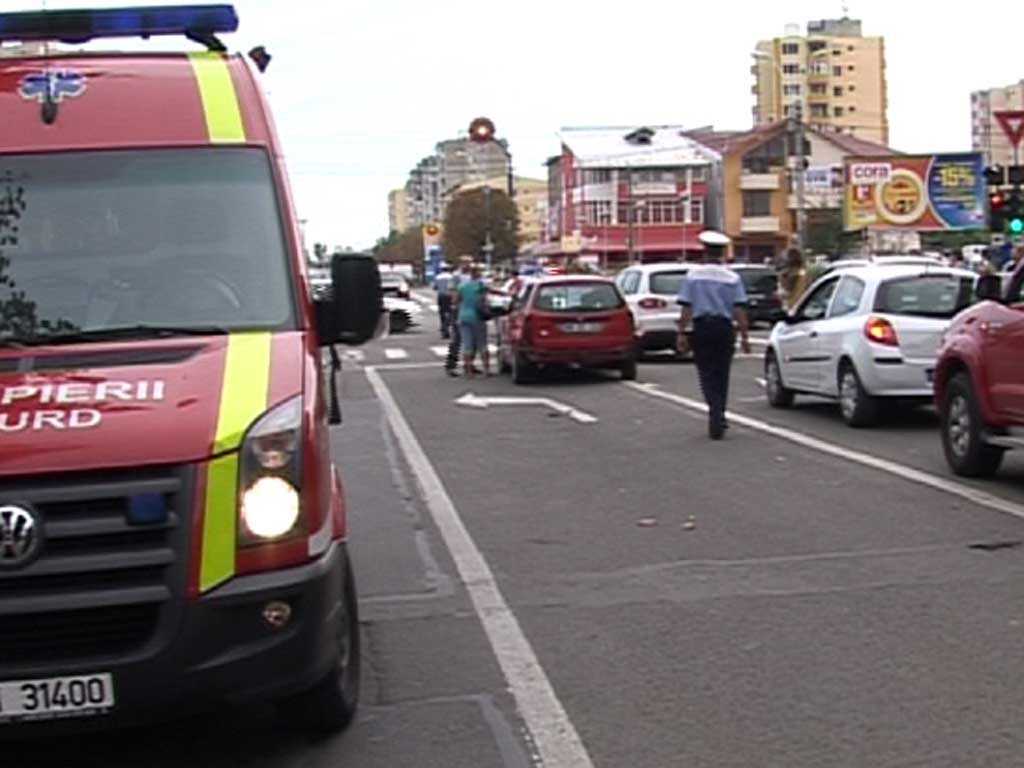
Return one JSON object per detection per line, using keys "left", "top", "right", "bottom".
{"left": 497, "top": 276, "right": 637, "bottom": 384}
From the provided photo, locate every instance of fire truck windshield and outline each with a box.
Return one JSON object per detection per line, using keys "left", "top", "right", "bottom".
{"left": 0, "top": 147, "right": 298, "bottom": 343}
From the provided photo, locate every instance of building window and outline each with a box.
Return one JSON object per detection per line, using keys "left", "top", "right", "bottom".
{"left": 689, "top": 166, "right": 708, "bottom": 183}
{"left": 690, "top": 197, "right": 705, "bottom": 225}
{"left": 833, "top": 86, "right": 843, "bottom": 97}
{"left": 833, "top": 66, "right": 843, "bottom": 77}
{"left": 810, "top": 83, "right": 828, "bottom": 95}
{"left": 848, "top": 84, "right": 856, "bottom": 92}
{"left": 781, "top": 42, "right": 800, "bottom": 55}
{"left": 783, "top": 84, "right": 802, "bottom": 96}
{"left": 810, "top": 103, "right": 829, "bottom": 118}
{"left": 742, "top": 191, "right": 773, "bottom": 217}
{"left": 581, "top": 200, "right": 613, "bottom": 225}
{"left": 782, "top": 64, "right": 801, "bottom": 75}
{"left": 848, "top": 105, "right": 856, "bottom": 113}
{"left": 834, "top": 106, "right": 845, "bottom": 117}
{"left": 848, "top": 65, "right": 855, "bottom": 72}
{"left": 808, "top": 40, "right": 826, "bottom": 53}
{"left": 832, "top": 49, "right": 842, "bottom": 56}
{"left": 582, "top": 169, "right": 612, "bottom": 184}
{"left": 848, "top": 45, "right": 855, "bottom": 52}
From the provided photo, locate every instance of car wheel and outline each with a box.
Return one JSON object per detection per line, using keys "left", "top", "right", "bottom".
{"left": 765, "top": 351, "right": 794, "bottom": 408}
{"left": 941, "top": 372, "right": 1004, "bottom": 477}
{"left": 278, "top": 555, "right": 360, "bottom": 733}
{"left": 620, "top": 357, "right": 638, "bottom": 381}
{"left": 838, "top": 362, "right": 878, "bottom": 427}
{"left": 389, "top": 311, "right": 409, "bottom": 334}
{"left": 512, "top": 351, "right": 534, "bottom": 385}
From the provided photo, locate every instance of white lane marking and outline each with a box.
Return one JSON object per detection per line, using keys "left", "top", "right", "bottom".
{"left": 748, "top": 337, "right": 769, "bottom": 347}
{"left": 456, "top": 392, "right": 598, "bottom": 424}
{"left": 343, "top": 349, "right": 364, "bottom": 362}
{"left": 624, "top": 382, "right": 1024, "bottom": 522}
{"left": 755, "top": 377, "right": 767, "bottom": 388}
{"left": 431, "top": 344, "right": 498, "bottom": 356}
{"left": 365, "top": 367, "right": 595, "bottom": 768}
{"left": 411, "top": 292, "right": 437, "bottom": 309}
{"left": 384, "top": 348, "right": 409, "bottom": 360}
{"left": 372, "top": 362, "right": 440, "bottom": 371}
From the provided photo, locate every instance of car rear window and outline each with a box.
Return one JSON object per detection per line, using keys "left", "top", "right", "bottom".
{"left": 737, "top": 269, "right": 778, "bottom": 295}
{"left": 534, "top": 283, "right": 623, "bottom": 312}
{"left": 649, "top": 271, "right": 688, "bottom": 296}
{"left": 873, "top": 275, "right": 976, "bottom": 318}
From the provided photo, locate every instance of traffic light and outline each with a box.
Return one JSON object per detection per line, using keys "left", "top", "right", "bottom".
{"left": 1007, "top": 191, "right": 1024, "bottom": 236}
{"left": 985, "top": 165, "right": 1007, "bottom": 186}
{"left": 990, "top": 190, "right": 1007, "bottom": 231}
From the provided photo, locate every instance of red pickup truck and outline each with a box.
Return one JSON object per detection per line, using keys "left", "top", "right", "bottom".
{"left": 934, "top": 261, "right": 1024, "bottom": 476}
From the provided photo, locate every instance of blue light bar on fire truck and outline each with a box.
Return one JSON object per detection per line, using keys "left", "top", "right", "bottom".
{"left": 0, "top": 4, "right": 238, "bottom": 47}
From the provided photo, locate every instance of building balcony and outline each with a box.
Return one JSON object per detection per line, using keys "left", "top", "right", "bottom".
{"left": 740, "top": 216, "right": 781, "bottom": 234}
{"left": 739, "top": 173, "right": 781, "bottom": 191}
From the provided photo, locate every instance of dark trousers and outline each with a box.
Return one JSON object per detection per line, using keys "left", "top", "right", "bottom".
{"left": 437, "top": 294, "right": 453, "bottom": 338}
{"left": 445, "top": 319, "right": 461, "bottom": 370}
{"left": 691, "top": 317, "right": 735, "bottom": 438}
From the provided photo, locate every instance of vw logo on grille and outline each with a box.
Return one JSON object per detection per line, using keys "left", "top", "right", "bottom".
{"left": 0, "top": 504, "right": 41, "bottom": 569}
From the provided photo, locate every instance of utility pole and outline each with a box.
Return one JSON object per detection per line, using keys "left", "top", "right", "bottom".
{"left": 626, "top": 166, "right": 635, "bottom": 263}
{"left": 792, "top": 101, "right": 808, "bottom": 254}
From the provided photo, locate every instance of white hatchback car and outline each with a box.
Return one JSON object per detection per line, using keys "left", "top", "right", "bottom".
{"left": 764, "top": 263, "right": 978, "bottom": 426}
{"left": 615, "top": 263, "right": 691, "bottom": 355}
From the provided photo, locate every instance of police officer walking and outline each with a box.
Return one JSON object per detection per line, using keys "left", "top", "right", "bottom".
{"left": 433, "top": 262, "right": 455, "bottom": 339}
{"left": 676, "top": 231, "right": 751, "bottom": 440}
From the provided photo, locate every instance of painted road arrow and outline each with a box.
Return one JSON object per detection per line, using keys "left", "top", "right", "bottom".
{"left": 455, "top": 392, "right": 598, "bottom": 424}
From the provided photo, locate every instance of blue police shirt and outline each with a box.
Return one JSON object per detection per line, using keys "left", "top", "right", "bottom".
{"left": 677, "top": 265, "right": 748, "bottom": 319}
{"left": 433, "top": 271, "right": 454, "bottom": 293}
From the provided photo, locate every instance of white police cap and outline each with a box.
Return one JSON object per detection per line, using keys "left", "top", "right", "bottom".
{"left": 698, "top": 230, "right": 731, "bottom": 247}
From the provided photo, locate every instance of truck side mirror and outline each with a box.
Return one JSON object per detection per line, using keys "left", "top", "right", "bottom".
{"left": 976, "top": 274, "right": 1003, "bottom": 303}
{"left": 315, "top": 253, "right": 385, "bottom": 346}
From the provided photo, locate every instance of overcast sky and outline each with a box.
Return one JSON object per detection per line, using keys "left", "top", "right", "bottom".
{"left": 5, "top": 0, "right": 1024, "bottom": 249}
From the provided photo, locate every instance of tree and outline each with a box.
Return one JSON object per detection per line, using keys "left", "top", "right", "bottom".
{"left": 373, "top": 226, "right": 424, "bottom": 278}
{"left": 443, "top": 187, "right": 518, "bottom": 264}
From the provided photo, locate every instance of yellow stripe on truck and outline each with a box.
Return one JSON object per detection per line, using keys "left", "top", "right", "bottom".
{"left": 200, "top": 332, "right": 273, "bottom": 592}
{"left": 189, "top": 51, "right": 246, "bottom": 143}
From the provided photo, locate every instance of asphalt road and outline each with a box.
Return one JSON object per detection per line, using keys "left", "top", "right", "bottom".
{"left": 22, "top": 305, "right": 1024, "bottom": 766}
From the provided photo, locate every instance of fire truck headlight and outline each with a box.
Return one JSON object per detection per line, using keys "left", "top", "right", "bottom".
{"left": 241, "top": 477, "right": 300, "bottom": 539}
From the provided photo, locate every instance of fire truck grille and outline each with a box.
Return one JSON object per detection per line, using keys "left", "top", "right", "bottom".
{"left": 0, "top": 467, "right": 191, "bottom": 667}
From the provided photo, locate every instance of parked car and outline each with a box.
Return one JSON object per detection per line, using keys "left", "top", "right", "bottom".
{"left": 615, "top": 263, "right": 690, "bottom": 356}
{"left": 934, "top": 262, "right": 1024, "bottom": 477}
{"left": 498, "top": 276, "right": 636, "bottom": 384}
{"left": 730, "top": 264, "right": 783, "bottom": 326}
{"left": 380, "top": 271, "right": 411, "bottom": 299}
{"left": 765, "top": 263, "right": 978, "bottom": 427}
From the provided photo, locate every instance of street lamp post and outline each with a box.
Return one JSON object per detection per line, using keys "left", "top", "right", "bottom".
{"left": 468, "top": 117, "right": 515, "bottom": 268}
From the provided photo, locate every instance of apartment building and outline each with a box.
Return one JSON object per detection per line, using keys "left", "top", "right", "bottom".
{"left": 972, "top": 81, "right": 1024, "bottom": 167}
{"left": 752, "top": 18, "right": 888, "bottom": 146}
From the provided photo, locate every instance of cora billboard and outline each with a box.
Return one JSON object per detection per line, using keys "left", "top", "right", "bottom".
{"left": 844, "top": 153, "right": 987, "bottom": 231}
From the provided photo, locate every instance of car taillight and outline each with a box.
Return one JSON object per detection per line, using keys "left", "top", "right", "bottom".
{"left": 638, "top": 297, "right": 669, "bottom": 310}
{"left": 864, "top": 316, "right": 899, "bottom": 347}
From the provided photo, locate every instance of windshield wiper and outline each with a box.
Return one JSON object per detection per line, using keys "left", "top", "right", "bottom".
{"left": 16, "top": 324, "right": 234, "bottom": 346}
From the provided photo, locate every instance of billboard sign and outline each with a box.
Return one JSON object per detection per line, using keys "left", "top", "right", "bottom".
{"left": 844, "top": 153, "right": 987, "bottom": 232}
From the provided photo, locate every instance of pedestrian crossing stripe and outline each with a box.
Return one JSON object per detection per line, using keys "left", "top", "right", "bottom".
{"left": 385, "top": 348, "right": 409, "bottom": 360}
{"left": 430, "top": 345, "right": 498, "bottom": 357}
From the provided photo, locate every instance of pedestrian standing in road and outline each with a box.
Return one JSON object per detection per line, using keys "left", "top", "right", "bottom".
{"left": 455, "top": 264, "right": 491, "bottom": 379}
{"left": 444, "top": 256, "right": 474, "bottom": 377}
{"left": 433, "top": 263, "right": 454, "bottom": 339}
{"left": 676, "top": 231, "right": 751, "bottom": 440}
